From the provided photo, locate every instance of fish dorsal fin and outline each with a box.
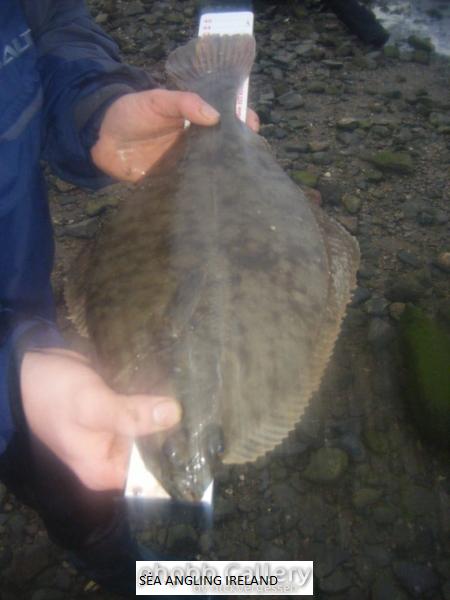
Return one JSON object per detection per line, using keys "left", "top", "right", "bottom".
{"left": 166, "top": 35, "right": 255, "bottom": 98}
{"left": 223, "top": 211, "right": 359, "bottom": 464}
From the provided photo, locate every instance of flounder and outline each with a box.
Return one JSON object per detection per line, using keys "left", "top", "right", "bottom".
{"left": 66, "top": 35, "right": 359, "bottom": 501}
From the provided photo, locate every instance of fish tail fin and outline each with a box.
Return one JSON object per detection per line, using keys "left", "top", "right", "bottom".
{"left": 166, "top": 34, "right": 255, "bottom": 95}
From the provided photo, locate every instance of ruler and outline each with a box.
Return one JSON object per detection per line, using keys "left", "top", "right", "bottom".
{"left": 199, "top": 10, "right": 254, "bottom": 122}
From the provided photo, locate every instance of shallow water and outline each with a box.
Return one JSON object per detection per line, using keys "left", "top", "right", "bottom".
{"left": 372, "top": 0, "right": 450, "bottom": 56}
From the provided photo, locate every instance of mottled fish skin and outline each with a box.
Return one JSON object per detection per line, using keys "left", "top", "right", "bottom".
{"left": 66, "top": 35, "right": 359, "bottom": 501}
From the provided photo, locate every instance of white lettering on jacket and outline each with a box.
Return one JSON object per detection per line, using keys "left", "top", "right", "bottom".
{"left": 0, "top": 29, "right": 33, "bottom": 69}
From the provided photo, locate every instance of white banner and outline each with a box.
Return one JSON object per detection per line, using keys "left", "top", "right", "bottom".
{"left": 136, "top": 561, "right": 313, "bottom": 595}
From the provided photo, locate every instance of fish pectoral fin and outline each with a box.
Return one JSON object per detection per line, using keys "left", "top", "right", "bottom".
{"left": 164, "top": 268, "right": 206, "bottom": 336}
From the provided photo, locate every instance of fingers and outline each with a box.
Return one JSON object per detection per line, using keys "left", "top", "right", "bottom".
{"left": 76, "top": 378, "right": 181, "bottom": 438}
{"left": 145, "top": 89, "right": 220, "bottom": 126}
{"left": 116, "top": 394, "right": 182, "bottom": 437}
{"left": 246, "top": 108, "right": 260, "bottom": 133}
{"left": 146, "top": 89, "right": 260, "bottom": 131}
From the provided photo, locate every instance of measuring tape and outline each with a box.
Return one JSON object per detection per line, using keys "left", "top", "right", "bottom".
{"left": 199, "top": 10, "right": 254, "bottom": 122}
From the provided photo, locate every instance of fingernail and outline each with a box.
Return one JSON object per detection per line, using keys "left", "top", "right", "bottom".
{"left": 200, "top": 103, "right": 220, "bottom": 121}
{"left": 153, "top": 400, "right": 181, "bottom": 426}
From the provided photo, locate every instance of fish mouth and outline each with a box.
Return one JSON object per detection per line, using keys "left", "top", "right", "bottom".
{"left": 161, "top": 424, "right": 225, "bottom": 502}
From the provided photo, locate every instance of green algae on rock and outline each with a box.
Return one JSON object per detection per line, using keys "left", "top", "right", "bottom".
{"left": 368, "top": 151, "right": 414, "bottom": 175}
{"left": 399, "top": 305, "right": 450, "bottom": 448}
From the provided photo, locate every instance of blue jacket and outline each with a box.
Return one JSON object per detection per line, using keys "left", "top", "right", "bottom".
{"left": 0, "top": 0, "right": 155, "bottom": 454}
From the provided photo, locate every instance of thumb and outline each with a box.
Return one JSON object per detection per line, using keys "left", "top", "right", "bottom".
{"left": 146, "top": 89, "right": 220, "bottom": 126}
{"left": 114, "top": 394, "right": 182, "bottom": 437}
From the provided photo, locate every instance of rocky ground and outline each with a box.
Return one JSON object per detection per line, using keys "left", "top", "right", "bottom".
{"left": 1, "top": 1, "right": 449, "bottom": 599}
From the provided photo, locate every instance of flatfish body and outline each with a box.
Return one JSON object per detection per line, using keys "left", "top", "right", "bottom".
{"left": 66, "top": 35, "right": 359, "bottom": 501}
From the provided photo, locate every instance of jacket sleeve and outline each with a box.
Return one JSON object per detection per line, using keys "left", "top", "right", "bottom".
{"left": 0, "top": 314, "right": 67, "bottom": 455}
{"left": 24, "top": 0, "right": 157, "bottom": 189}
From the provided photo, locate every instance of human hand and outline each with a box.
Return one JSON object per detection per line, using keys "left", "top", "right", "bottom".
{"left": 20, "top": 348, "right": 181, "bottom": 491}
{"left": 91, "top": 88, "right": 260, "bottom": 182}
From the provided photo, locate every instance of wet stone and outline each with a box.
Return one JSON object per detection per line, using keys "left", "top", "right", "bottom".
{"left": 443, "top": 581, "right": 450, "bottom": 600}
{"left": 318, "top": 567, "right": 352, "bottom": 594}
{"left": 417, "top": 209, "right": 436, "bottom": 225}
{"left": 166, "top": 524, "right": 198, "bottom": 551}
{"left": 7, "top": 514, "right": 27, "bottom": 543}
{"left": 307, "top": 82, "right": 326, "bottom": 94}
{"left": 368, "top": 151, "right": 414, "bottom": 175}
{"left": 397, "top": 250, "right": 422, "bottom": 268}
{"left": 351, "top": 287, "right": 371, "bottom": 307}
{"left": 123, "top": 1, "right": 145, "bottom": 16}
{"left": 400, "top": 484, "right": 436, "bottom": 517}
{"left": 258, "top": 513, "right": 281, "bottom": 541}
{"left": 214, "top": 496, "right": 236, "bottom": 520}
{"left": 270, "top": 482, "right": 298, "bottom": 507}
{"left": 336, "top": 117, "right": 361, "bottom": 131}
{"left": 336, "top": 215, "right": 358, "bottom": 235}
{"left": 31, "top": 590, "right": 64, "bottom": 600}
{"left": 291, "top": 170, "right": 318, "bottom": 188}
{"left": 367, "top": 318, "right": 395, "bottom": 349}
{"left": 393, "top": 561, "right": 439, "bottom": 597}
{"left": 388, "top": 515, "right": 412, "bottom": 547}
{"left": 384, "top": 45, "right": 400, "bottom": 59}
{"left": 277, "top": 91, "right": 304, "bottom": 110}
{"left": 363, "top": 429, "right": 389, "bottom": 455}
{"left": 95, "top": 12, "right": 108, "bottom": 25}
{"left": 142, "top": 41, "right": 166, "bottom": 60}
{"left": 58, "top": 195, "right": 78, "bottom": 206}
{"left": 296, "top": 495, "right": 335, "bottom": 536}
{"left": 434, "top": 558, "right": 450, "bottom": 578}
{"left": 412, "top": 50, "right": 431, "bottom": 64}
{"left": 373, "top": 505, "right": 399, "bottom": 526}
{"left": 316, "top": 179, "right": 344, "bottom": 206}
{"left": 341, "top": 194, "right": 362, "bottom": 214}
{"left": 434, "top": 251, "right": 450, "bottom": 273}
{"left": 364, "top": 545, "right": 391, "bottom": 567}
{"left": 302, "top": 447, "right": 349, "bottom": 484}
{"left": 372, "top": 572, "right": 410, "bottom": 600}
{"left": 0, "top": 546, "right": 13, "bottom": 570}
{"left": 53, "top": 178, "right": 76, "bottom": 193}
{"left": 311, "top": 151, "right": 332, "bottom": 166}
{"left": 385, "top": 275, "right": 426, "bottom": 302}
{"left": 5, "top": 542, "right": 55, "bottom": 583}
{"left": 237, "top": 496, "right": 254, "bottom": 513}
{"left": 58, "top": 218, "right": 98, "bottom": 239}
{"left": 352, "top": 487, "right": 383, "bottom": 510}
{"left": 284, "top": 141, "right": 309, "bottom": 154}
{"left": 389, "top": 302, "right": 406, "bottom": 321}
{"left": 322, "top": 59, "right": 344, "bottom": 70}
{"left": 333, "top": 431, "right": 366, "bottom": 462}
{"left": 260, "top": 543, "right": 290, "bottom": 561}
{"left": 85, "top": 196, "right": 119, "bottom": 217}
{"left": 308, "top": 140, "right": 330, "bottom": 153}
{"left": 365, "top": 296, "right": 389, "bottom": 317}
{"left": 408, "top": 35, "right": 434, "bottom": 53}
{"left": 313, "top": 543, "right": 350, "bottom": 578}
{"left": 357, "top": 265, "right": 376, "bottom": 280}
{"left": 0, "top": 482, "right": 6, "bottom": 507}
